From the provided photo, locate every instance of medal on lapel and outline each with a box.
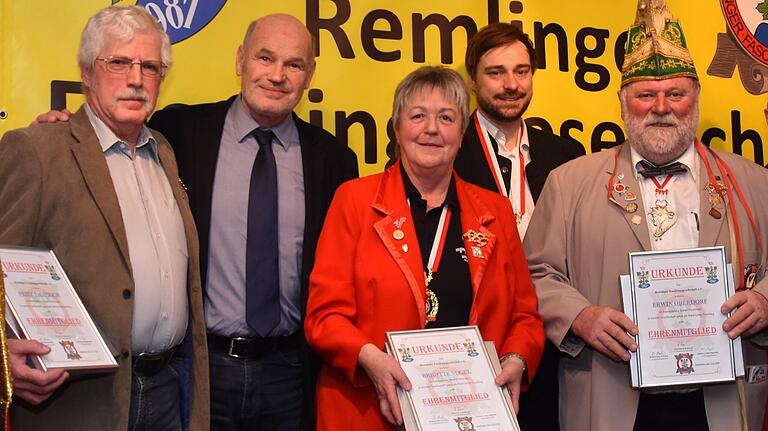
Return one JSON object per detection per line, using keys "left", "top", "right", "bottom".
{"left": 462, "top": 230, "right": 488, "bottom": 247}
{"left": 606, "top": 169, "right": 638, "bottom": 214}
{"left": 393, "top": 217, "right": 406, "bottom": 228}
{"left": 463, "top": 230, "right": 488, "bottom": 259}
{"left": 392, "top": 217, "right": 406, "bottom": 240}
{"left": 705, "top": 183, "right": 724, "bottom": 220}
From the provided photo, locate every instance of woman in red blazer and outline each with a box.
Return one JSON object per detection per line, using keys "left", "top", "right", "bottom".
{"left": 305, "top": 66, "right": 544, "bottom": 430}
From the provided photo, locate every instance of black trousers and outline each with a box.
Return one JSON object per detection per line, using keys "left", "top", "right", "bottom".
{"left": 518, "top": 340, "right": 561, "bottom": 430}
{"left": 633, "top": 390, "right": 709, "bottom": 431}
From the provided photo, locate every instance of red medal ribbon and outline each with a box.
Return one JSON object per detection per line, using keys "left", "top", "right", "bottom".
{"left": 427, "top": 205, "right": 452, "bottom": 274}
{"left": 517, "top": 135, "right": 527, "bottom": 219}
{"left": 607, "top": 148, "right": 622, "bottom": 201}
{"left": 649, "top": 175, "right": 673, "bottom": 195}
{"left": 474, "top": 112, "right": 505, "bottom": 196}
{"left": 474, "top": 110, "right": 526, "bottom": 217}
{"left": 695, "top": 140, "right": 762, "bottom": 290}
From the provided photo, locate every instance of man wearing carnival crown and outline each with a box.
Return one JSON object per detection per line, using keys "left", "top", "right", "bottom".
{"left": 526, "top": 1, "right": 768, "bottom": 430}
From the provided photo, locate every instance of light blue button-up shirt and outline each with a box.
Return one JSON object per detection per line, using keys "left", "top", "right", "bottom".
{"left": 205, "top": 96, "right": 305, "bottom": 337}
{"left": 85, "top": 104, "right": 189, "bottom": 353}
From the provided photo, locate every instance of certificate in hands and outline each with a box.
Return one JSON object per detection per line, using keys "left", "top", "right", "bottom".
{"left": 1, "top": 246, "right": 118, "bottom": 372}
{"left": 622, "top": 246, "right": 744, "bottom": 388}
{"left": 386, "top": 326, "right": 520, "bottom": 431}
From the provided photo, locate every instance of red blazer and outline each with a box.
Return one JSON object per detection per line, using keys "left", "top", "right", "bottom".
{"left": 305, "top": 163, "right": 544, "bottom": 430}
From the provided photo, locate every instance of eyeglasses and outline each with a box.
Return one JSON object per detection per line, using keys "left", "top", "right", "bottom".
{"left": 94, "top": 56, "right": 167, "bottom": 77}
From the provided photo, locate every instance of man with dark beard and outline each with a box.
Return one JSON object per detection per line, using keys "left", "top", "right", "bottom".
{"left": 525, "top": 1, "right": 768, "bottom": 430}
{"left": 455, "top": 23, "right": 584, "bottom": 240}
{"left": 453, "top": 23, "right": 584, "bottom": 431}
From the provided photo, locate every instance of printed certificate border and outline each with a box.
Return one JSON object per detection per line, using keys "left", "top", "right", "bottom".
{"left": 625, "top": 246, "right": 739, "bottom": 388}
{"left": 386, "top": 325, "right": 520, "bottom": 431}
{"left": 1, "top": 245, "right": 118, "bottom": 372}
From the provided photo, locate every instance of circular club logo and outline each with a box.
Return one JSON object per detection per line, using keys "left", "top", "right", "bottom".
{"left": 136, "top": 0, "right": 227, "bottom": 44}
{"left": 721, "top": 0, "right": 768, "bottom": 65}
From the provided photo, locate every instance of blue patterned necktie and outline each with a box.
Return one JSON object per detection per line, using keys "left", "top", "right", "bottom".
{"left": 245, "top": 128, "right": 280, "bottom": 336}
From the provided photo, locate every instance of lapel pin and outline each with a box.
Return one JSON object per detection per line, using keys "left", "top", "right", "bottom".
{"left": 393, "top": 217, "right": 406, "bottom": 229}
{"left": 631, "top": 215, "right": 642, "bottom": 225}
{"left": 625, "top": 203, "right": 638, "bottom": 214}
{"left": 471, "top": 246, "right": 484, "bottom": 259}
{"left": 393, "top": 229, "right": 404, "bottom": 240}
{"left": 705, "top": 183, "right": 724, "bottom": 209}
{"left": 402, "top": 244, "right": 409, "bottom": 253}
{"left": 463, "top": 230, "right": 488, "bottom": 247}
{"left": 624, "top": 191, "right": 637, "bottom": 202}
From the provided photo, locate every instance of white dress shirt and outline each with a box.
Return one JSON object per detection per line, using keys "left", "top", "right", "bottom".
{"left": 477, "top": 110, "right": 535, "bottom": 238}
{"left": 86, "top": 104, "right": 189, "bottom": 353}
{"left": 630, "top": 142, "right": 700, "bottom": 251}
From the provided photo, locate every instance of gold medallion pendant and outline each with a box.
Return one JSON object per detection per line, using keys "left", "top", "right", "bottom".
{"left": 425, "top": 270, "right": 438, "bottom": 323}
{"left": 425, "top": 288, "right": 438, "bottom": 323}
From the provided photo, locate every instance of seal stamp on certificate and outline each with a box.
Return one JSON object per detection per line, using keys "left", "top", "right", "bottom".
{"left": 386, "top": 326, "right": 520, "bottom": 431}
{"left": 621, "top": 246, "right": 744, "bottom": 388}
{"left": 0, "top": 246, "right": 118, "bottom": 372}
{"left": 675, "top": 353, "right": 694, "bottom": 374}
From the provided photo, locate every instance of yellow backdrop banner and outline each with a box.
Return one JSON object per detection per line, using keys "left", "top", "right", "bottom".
{"left": 1, "top": 0, "right": 767, "bottom": 175}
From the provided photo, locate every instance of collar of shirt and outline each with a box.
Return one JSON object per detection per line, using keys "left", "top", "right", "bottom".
{"left": 85, "top": 103, "right": 158, "bottom": 161}
{"left": 629, "top": 141, "right": 699, "bottom": 182}
{"left": 400, "top": 162, "right": 460, "bottom": 212}
{"left": 231, "top": 95, "right": 300, "bottom": 152}
{"left": 475, "top": 109, "right": 529, "bottom": 160}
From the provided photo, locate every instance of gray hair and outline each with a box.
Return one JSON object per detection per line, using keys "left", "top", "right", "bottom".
{"left": 392, "top": 66, "right": 470, "bottom": 131}
{"left": 78, "top": 5, "right": 171, "bottom": 73}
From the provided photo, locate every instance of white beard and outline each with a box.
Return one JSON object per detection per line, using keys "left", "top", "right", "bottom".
{"left": 622, "top": 103, "right": 699, "bottom": 166}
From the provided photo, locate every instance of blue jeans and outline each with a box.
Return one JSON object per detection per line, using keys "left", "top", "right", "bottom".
{"left": 128, "top": 357, "right": 183, "bottom": 431}
{"left": 209, "top": 342, "right": 303, "bottom": 431}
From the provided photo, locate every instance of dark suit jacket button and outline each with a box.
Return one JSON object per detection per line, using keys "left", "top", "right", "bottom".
{"left": 122, "top": 289, "right": 132, "bottom": 299}
{"left": 121, "top": 350, "right": 129, "bottom": 359}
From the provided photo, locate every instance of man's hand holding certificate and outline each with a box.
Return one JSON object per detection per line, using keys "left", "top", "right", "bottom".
{"left": 720, "top": 288, "right": 768, "bottom": 339}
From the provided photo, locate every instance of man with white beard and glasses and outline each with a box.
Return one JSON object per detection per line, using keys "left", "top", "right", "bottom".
{"left": 524, "top": 1, "right": 768, "bottom": 430}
